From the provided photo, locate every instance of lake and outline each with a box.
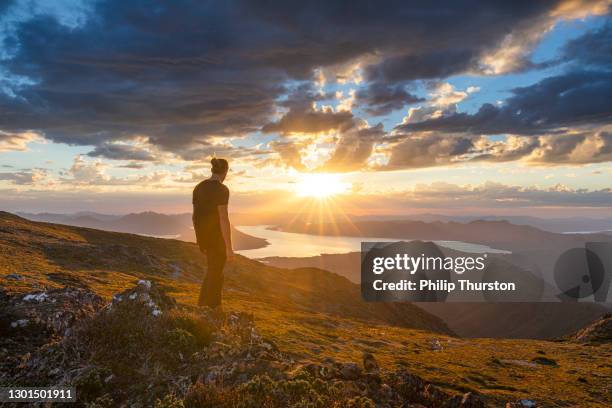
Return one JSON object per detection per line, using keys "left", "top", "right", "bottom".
{"left": 234, "top": 225, "right": 510, "bottom": 258}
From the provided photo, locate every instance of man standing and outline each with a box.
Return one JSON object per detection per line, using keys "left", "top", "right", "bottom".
{"left": 192, "top": 158, "right": 234, "bottom": 309}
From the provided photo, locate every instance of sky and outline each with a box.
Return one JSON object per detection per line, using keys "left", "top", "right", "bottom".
{"left": 0, "top": 0, "right": 611, "bottom": 216}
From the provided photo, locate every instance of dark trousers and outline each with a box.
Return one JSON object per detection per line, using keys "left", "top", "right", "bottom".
{"left": 199, "top": 243, "right": 226, "bottom": 308}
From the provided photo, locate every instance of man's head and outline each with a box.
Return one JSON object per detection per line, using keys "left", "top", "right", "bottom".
{"left": 211, "top": 158, "right": 229, "bottom": 181}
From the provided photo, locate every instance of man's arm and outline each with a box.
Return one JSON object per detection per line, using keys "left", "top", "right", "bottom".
{"left": 217, "top": 204, "right": 234, "bottom": 261}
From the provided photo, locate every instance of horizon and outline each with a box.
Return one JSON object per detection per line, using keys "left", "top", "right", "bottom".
{"left": 12, "top": 208, "right": 612, "bottom": 221}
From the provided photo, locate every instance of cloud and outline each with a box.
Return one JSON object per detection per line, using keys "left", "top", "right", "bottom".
{"left": 0, "top": 169, "right": 46, "bottom": 185}
{"left": 384, "top": 127, "right": 612, "bottom": 170}
{"left": 0, "top": 130, "right": 42, "bottom": 151}
{"left": 520, "top": 130, "right": 612, "bottom": 165}
{"left": 397, "top": 70, "right": 612, "bottom": 136}
{"left": 87, "top": 141, "right": 157, "bottom": 161}
{"left": 355, "top": 84, "right": 423, "bottom": 116}
{"left": 387, "top": 133, "right": 481, "bottom": 169}
{"left": 397, "top": 22, "right": 612, "bottom": 137}
{"left": 269, "top": 139, "right": 308, "bottom": 170}
{"left": 262, "top": 107, "right": 354, "bottom": 135}
{"left": 320, "top": 122, "right": 386, "bottom": 171}
{"left": 0, "top": 0, "right": 597, "bottom": 160}
{"left": 354, "top": 181, "right": 612, "bottom": 209}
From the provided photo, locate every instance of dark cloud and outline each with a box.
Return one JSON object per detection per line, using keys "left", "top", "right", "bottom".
{"left": 561, "top": 23, "right": 612, "bottom": 67}
{"left": 387, "top": 134, "right": 479, "bottom": 169}
{"left": 356, "top": 84, "right": 423, "bottom": 116}
{"left": 396, "top": 70, "right": 612, "bottom": 136}
{"left": 262, "top": 109, "right": 354, "bottom": 135}
{"left": 262, "top": 84, "right": 354, "bottom": 134}
{"left": 365, "top": 50, "right": 479, "bottom": 84}
{"left": 118, "top": 162, "right": 146, "bottom": 169}
{"left": 396, "top": 21, "right": 612, "bottom": 137}
{"left": 87, "top": 143, "right": 156, "bottom": 161}
{"left": 0, "top": 0, "right": 570, "bottom": 159}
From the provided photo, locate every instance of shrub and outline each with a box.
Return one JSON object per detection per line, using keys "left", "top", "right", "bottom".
{"left": 165, "top": 309, "right": 214, "bottom": 347}
{"left": 345, "top": 396, "right": 376, "bottom": 408}
{"left": 162, "top": 328, "right": 197, "bottom": 355}
{"left": 184, "top": 381, "right": 231, "bottom": 408}
{"left": 155, "top": 394, "right": 185, "bottom": 408}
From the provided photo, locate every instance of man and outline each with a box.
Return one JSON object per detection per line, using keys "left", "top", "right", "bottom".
{"left": 192, "top": 157, "right": 234, "bottom": 308}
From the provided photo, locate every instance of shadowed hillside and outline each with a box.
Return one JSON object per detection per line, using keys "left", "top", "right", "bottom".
{"left": 0, "top": 211, "right": 451, "bottom": 334}
{"left": 262, "top": 250, "right": 609, "bottom": 339}
{"left": 1, "top": 212, "right": 611, "bottom": 407}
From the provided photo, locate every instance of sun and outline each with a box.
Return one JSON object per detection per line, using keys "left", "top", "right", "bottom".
{"left": 295, "top": 173, "right": 350, "bottom": 199}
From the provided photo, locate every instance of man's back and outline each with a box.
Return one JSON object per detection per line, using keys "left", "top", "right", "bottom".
{"left": 192, "top": 179, "right": 229, "bottom": 250}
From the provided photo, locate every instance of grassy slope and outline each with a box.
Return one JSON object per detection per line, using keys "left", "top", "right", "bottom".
{"left": 1, "top": 212, "right": 611, "bottom": 407}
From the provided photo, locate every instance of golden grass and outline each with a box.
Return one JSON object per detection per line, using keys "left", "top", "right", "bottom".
{"left": 1, "top": 213, "right": 611, "bottom": 407}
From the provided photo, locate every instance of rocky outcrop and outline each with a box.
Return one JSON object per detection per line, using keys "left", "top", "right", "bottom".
{"left": 1, "top": 282, "right": 494, "bottom": 407}
{"left": 569, "top": 313, "right": 612, "bottom": 343}
{"left": 1, "top": 286, "right": 104, "bottom": 336}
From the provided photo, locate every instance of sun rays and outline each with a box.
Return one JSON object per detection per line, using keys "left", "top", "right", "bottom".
{"left": 279, "top": 173, "right": 362, "bottom": 236}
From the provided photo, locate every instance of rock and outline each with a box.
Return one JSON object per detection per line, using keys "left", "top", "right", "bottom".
{"left": 340, "top": 362, "right": 362, "bottom": 380}
{"left": 10, "top": 319, "right": 29, "bottom": 328}
{"left": 570, "top": 313, "right": 611, "bottom": 344}
{"left": 338, "top": 380, "right": 361, "bottom": 396}
{"left": 1, "top": 287, "right": 105, "bottom": 338}
{"left": 394, "top": 370, "right": 428, "bottom": 396}
{"left": 362, "top": 352, "right": 380, "bottom": 375}
{"left": 109, "top": 280, "right": 175, "bottom": 317}
{"left": 430, "top": 338, "right": 443, "bottom": 351}
{"left": 506, "top": 400, "right": 537, "bottom": 408}
{"left": 423, "top": 383, "right": 448, "bottom": 406}
{"left": 23, "top": 292, "right": 49, "bottom": 302}
{"left": 379, "top": 383, "right": 393, "bottom": 400}
{"left": 445, "top": 392, "right": 486, "bottom": 407}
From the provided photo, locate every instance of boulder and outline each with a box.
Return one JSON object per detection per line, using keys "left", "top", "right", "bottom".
{"left": 340, "top": 362, "right": 362, "bottom": 380}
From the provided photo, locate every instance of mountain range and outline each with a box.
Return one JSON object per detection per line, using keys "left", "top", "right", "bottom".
{"left": 18, "top": 211, "right": 268, "bottom": 250}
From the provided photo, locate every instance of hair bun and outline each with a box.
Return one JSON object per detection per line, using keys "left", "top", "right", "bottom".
{"left": 210, "top": 157, "right": 228, "bottom": 174}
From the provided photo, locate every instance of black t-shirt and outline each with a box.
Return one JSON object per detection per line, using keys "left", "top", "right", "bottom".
{"left": 192, "top": 179, "right": 229, "bottom": 250}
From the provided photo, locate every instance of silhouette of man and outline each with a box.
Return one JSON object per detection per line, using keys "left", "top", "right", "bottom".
{"left": 192, "top": 158, "right": 234, "bottom": 309}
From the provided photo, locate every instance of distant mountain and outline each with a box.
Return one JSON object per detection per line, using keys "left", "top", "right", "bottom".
{"left": 278, "top": 219, "right": 612, "bottom": 254}
{"left": 18, "top": 211, "right": 267, "bottom": 250}
{"left": 397, "top": 214, "right": 612, "bottom": 234}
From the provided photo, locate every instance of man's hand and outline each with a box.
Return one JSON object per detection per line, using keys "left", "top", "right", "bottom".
{"left": 226, "top": 248, "right": 235, "bottom": 262}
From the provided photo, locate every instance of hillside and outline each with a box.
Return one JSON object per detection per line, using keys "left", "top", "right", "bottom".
{"left": 1, "top": 212, "right": 611, "bottom": 406}
{"left": 262, "top": 250, "right": 609, "bottom": 339}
